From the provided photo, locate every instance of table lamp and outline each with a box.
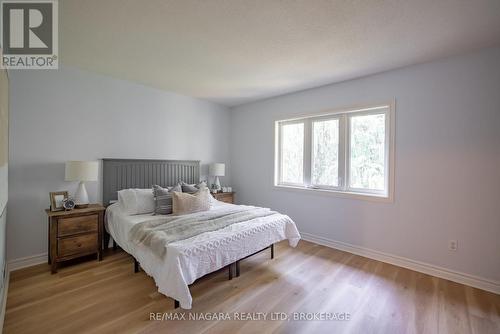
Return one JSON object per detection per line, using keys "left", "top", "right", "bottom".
{"left": 65, "top": 161, "right": 98, "bottom": 208}
{"left": 209, "top": 163, "right": 225, "bottom": 192}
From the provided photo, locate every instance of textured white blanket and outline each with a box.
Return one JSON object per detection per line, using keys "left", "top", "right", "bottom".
{"left": 129, "top": 206, "right": 280, "bottom": 257}
{"left": 106, "top": 202, "right": 301, "bottom": 309}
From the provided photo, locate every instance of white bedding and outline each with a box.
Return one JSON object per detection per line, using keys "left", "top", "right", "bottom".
{"left": 105, "top": 200, "right": 301, "bottom": 309}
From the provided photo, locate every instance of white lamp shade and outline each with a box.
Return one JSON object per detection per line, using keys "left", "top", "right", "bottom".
{"left": 209, "top": 163, "right": 225, "bottom": 176}
{"left": 65, "top": 161, "right": 99, "bottom": 182}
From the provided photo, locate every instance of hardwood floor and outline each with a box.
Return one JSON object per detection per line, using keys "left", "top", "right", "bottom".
{"left": 3, "top": 240, "right": 500, "bottom": 334}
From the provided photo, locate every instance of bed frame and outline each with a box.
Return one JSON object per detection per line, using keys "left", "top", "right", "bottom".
{"left": 102, "top": 158, "right": 275, "bottom": 308}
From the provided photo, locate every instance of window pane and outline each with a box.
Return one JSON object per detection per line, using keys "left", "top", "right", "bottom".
{"left": 281, "top": 123, "right": 304, "bottom": 184}
{"left": 312, "top": 119, "right": 339, "bottom": 186}
{"left": 349, "top": 113, "right": 386, "bottom": 191}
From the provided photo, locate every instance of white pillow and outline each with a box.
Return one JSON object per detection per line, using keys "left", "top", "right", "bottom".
{"left": 117, "top": 189, "right": 135, "bottom": 214}
{"left": 117, "top": 188, "right": 155, "bottom": 215}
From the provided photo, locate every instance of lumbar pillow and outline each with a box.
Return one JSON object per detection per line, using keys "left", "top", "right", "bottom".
{"left": 153, "top": 183, "right": 182, "bottom": 215}
{"left": 180, "top": 181, "right": 208, "bottom": 193}
{"left": 117, "top": 188, "right": 155, "bottom": 215}
{"left": 172, "top": 188, "right": 211, "bottom": 215}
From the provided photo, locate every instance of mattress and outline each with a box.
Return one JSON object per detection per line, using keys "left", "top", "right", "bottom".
{"left": 105, "top": 200, "right": 301, "bottom": 309}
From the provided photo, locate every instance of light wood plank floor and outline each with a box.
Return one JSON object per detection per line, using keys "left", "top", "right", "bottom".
{"left": 3, "top": 240, "right": 500, "bottom": 334}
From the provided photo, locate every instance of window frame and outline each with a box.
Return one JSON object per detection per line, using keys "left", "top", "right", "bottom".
{"left": 274, "top": 102, "right": 395, "bottom": 202}
{"left": 346, "top": 109, "right": 390, "bottom": 196}
{"left": 310, "top": 115, "right": 343, "bottom": 191}
{"left": 277, "top": 119, "right": 306, "bottom": 187}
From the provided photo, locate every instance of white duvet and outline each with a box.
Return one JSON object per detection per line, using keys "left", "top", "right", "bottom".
{"left": 105, "top": 200, "right": 301, "bottom": 309}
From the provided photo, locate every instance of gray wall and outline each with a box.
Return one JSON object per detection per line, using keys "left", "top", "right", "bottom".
{"left": 230, "top": 47, "right": 500, "bottom": 282}
{"left": 7, "top": 66, "right": 231, "bottom": 261}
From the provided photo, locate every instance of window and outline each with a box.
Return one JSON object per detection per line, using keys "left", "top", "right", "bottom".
{"left": 280, "top": 122, "right": 304, "bottom": 185}
{"left": 312, "top": 118, "right": 340, "bottom": 188}
{"left": 349, "top": 113, "right": 386, "bottom": 191}
{"left": 275, "top": 104, "right": 393, "bottom": 199}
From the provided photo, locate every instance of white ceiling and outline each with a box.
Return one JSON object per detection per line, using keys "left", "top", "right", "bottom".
{"left": 60, "top": 0, "right": 500, "bottom": 106}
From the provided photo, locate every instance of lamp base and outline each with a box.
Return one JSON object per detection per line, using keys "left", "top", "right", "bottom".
{"left": 74, "top": 181, "right": 90, "bottom": 207}
{"left": 214, "top": 176, "right": 221, "bottom": 191}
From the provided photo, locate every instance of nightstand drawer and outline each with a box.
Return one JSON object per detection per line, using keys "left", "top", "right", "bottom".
{"left": 218, "top": 196, "right": 233, "bottom": 203}
{"left": 58, "top": 233, "right": 98, "bottom": 257}
{"left": 213, "top": 192, "right": 234, "bottom": 203}
{"left": 58, "top": 214, "right": 98, "bottom": 237}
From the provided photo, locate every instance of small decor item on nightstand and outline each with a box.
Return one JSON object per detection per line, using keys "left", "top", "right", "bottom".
{"left": 49, "top": 191, "right": 68, "bottom": 212}
{"left": 62, "top": 197, "right": 76, "bottom": 211}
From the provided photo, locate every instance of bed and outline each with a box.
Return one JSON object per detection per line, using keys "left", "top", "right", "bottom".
{"left": 102, "top": 159, "right": 301, "bottom": 309}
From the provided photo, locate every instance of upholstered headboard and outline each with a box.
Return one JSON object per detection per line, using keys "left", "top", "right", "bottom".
{"left": 102, "top": 158, "right": 200, "bottom": 205}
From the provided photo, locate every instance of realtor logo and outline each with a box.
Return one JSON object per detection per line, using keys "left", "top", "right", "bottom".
{"left": 1, "top": 0, "right": 58, "bottom": 69}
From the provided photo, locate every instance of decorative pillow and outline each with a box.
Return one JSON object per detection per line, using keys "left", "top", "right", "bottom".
{"left": 196, "top": 181, "right": 208, "bottom": 189}
{"left": 135, "top": 188, "right": 156, "bottom": 214}
{"left": 117, "top": 188, "right": 155, "bottom": 215}
{"left": 153, "top": 184, "right": 182, "bottom": 215}
{"left": 181, "top": 181, "right": 207, "bottom": 193}
{"left": 172, "top": 188, "right": 211, "bottom": 215}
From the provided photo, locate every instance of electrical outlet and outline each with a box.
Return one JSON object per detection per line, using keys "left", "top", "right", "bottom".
{"left": 449, "top": 240, "right": 458, "bottom": 251}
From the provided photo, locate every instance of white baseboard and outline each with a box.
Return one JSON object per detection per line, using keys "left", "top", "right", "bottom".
{"left": 7, "top": 253, "right": 47, "bottom": 272}
{"left": 301, "top": 232, "right": 500, "bottom": 295}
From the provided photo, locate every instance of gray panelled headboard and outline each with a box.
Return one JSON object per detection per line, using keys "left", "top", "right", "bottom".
{"left": 102, "top": 159, "right": 200, "bottom": 205}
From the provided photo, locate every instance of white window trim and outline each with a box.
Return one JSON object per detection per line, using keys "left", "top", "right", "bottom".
{"left": 274, "top": 101, "right": 395, "bottom": 202}
{"left": 310, "top": 115, "right": 343, "bottom": 190}
{"left": 276, "top": 119, "right": 306, "bottom": 187}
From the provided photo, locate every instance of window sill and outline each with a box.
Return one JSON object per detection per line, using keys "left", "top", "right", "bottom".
{"left": 273, "top": 184, "right": 393, "bottom": 203}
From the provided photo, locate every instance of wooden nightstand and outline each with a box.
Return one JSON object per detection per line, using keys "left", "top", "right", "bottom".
{"left": 212, "top": 192, "right": 235, "bottom": 204}
{"left": 45, "top": 204, "right": 105, "bottom": 273}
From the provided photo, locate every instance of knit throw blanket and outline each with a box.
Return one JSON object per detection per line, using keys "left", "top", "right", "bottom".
{"left": 129, "top": 206, "right": 277, "bottom": 257}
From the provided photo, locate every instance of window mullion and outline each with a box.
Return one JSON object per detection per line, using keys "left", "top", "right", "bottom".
{"left": 385, "top": 108, "right": 391, "bottom": 195}
{"left": 278, "top": 122, "right": 283, "bottom": 184}
{"left": 303, "top": 119, "right": 312, "bottom": 186}
{"left": 341, "top": 114, "right": 349, "bottom": 191}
